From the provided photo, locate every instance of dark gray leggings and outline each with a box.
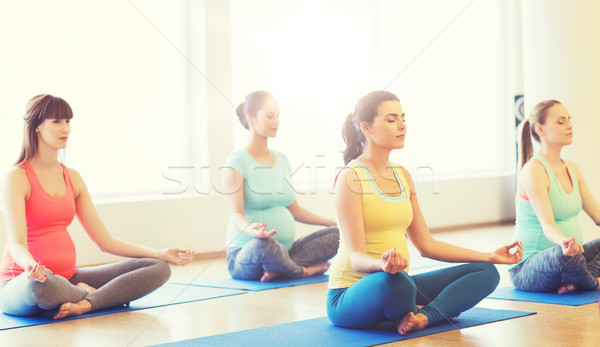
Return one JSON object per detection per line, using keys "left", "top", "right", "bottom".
{"left": 510, "top": 238, "right": 600, "bottom": 292}
{"left": 227, "top": 226, "right": 339, "bottom": 279}
{"left": 0, "top": 258, "right": 171, "bottom": 316}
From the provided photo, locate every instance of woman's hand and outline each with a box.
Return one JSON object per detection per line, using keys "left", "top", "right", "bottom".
{"left": 161, "top": 248, "right": 195, "bottom": 266}
{"left": 26, "top": 261, "right": 47, "bottom": 282}
{"left": 380, "top": 248, "right": 408, "bottom": 274}
{"left": 561, "top": 237, "right": 584, "bottom": 256}
{"left": 489, "top": 241, "right": 524, "bottom": 264}
{"left": 250, "top": 223, "right": 277, "bottom": 239}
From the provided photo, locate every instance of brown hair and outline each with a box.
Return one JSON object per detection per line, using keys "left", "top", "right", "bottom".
{"left": 235, "top": 91, "right": 274, "bottom": 129}
{"left": 519, "top": 99, "right": 561, "bottom": 169}
{"left": 17, "top": 94, "right": 73, "bottom": 165}
{"left": 342, "top": 90, "right": 399, "bottom": 164}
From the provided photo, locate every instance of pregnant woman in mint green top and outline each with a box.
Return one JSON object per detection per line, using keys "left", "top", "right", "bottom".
{"left": 511, "top": 100, "right": 600, "bottom": 293}
{"left": 221, "top": 91, "right": 339, "bottom": 282}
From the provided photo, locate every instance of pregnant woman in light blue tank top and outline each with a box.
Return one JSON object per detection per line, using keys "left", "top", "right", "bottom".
{"left": 221, "top": 91, "right": 339, "bottom": 282}
{"left": 511, "top": 100, "right": 600, "bottom": 293}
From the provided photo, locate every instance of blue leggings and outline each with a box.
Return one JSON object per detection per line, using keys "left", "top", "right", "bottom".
{"left": 327, "top": 262, "right": 499, "bottom": 328}
{"left": 227, "top": 226, "right": 339, "bottom": 279}
{"left": 509, "top": 238, "right": 600, "bottom": 292}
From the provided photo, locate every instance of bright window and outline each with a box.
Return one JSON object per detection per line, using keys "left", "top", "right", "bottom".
{"left": 230, "top": 0, "right": 515, "bottom": 190}
{"left": 0, "top": 0, "right": 205, "bottom": 198}
{"left": 381, "top": 0, "right": 515, "bottom": 179}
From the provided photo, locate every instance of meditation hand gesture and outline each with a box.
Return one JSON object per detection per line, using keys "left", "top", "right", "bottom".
{"left": 489, "top": 241, "right": 524, "bottom": 264}
{"left": 561, "top": 237, "right": 584, "bottom": 256}
{"left": 250, "top": 223, "right": 277, "bottom": 239}
{"left": 380, "top": 248, "right": 408, "bottom": 274}
{"left": 161, "top": 248, "right": 195, "bottom": 266}
{"left": 26, "top": 261, "right": 47, "bottom": 283}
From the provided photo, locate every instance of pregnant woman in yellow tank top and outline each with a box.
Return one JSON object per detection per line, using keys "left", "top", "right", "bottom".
{"left": 327, "top": 91, "right": 523, "bottom": 335}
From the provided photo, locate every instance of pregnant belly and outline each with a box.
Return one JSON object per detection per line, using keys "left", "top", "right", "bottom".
{"left": 28, "top": 229, "right": 77, "bottom": 278}
{"left": 247, "top": 206, "right": 296, "bottom": 249}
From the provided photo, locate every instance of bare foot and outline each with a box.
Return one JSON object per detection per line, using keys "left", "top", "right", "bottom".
{"left": 301, "top": 262, "right": 330, "bottom": 278}
{"left": 557, "top": 283, "right": 576, "bottom": 294}
{"left": 260, "top": 271, "right": 281, "bottom": 282}
{"left": 54, "top": 299, "right": 92, "bottom": 320}
{"left": 76, "top": 282, "right": 96, "bottom": 294}
{"left": 395, "top": 312, "right": 429, "bottom": 335}
{"left": 395, "top": 312, "right": 415, "bottom": 335}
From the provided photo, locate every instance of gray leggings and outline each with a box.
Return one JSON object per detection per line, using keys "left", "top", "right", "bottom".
{"left": 227, "top": 226, "right": 339, "bottom": 279}
{"left": 510, "top": 238, "right": 600, "bottom": 292}
{"left": 0, "top": 258, "right": 171, "bottom": 316}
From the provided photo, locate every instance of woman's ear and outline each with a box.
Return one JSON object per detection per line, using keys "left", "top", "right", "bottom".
{"left": 359, "top": 121, "right": 371, "bottom": 136}
{"left": 534, "top": 122, "right": 544, "bottom": 137}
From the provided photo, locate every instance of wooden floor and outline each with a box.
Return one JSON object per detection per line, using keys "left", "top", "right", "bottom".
{"left": 2, "top": 224, "right": 600, "bottom": 346}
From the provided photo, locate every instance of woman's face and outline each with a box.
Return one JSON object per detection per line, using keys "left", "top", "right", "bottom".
{"left": 36, "top": 118, "right": 71, "bottom": 150}
{"left": 362, "top": 100, "right": 406, "bottom": 150}
{"left": 248, "top": 97, "right": 280, "bottom": 138}
{"left": 537, "top": 103, "right": 573, "bottom": 146}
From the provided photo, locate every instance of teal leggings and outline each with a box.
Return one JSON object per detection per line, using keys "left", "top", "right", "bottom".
{"left": 327, "top": 262, "right": 499, "bottom": 328}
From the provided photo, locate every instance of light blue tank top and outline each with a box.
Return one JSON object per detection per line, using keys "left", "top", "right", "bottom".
{"left": 225, "top": 150, "right": 296, "bottom": 249}
{"left": 512, "top": 154, "right": 582, "bottom": 268}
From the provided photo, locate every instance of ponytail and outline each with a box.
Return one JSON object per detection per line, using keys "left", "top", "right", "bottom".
{"left": 342, "top": 113, "right": 364, "bottom": 164}
{"left": 518, "top": 119, "right": 533, "bottom": 169}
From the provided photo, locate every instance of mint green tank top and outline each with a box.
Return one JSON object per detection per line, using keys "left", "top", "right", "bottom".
{"left": 225, "top": 150, "right": 296, "bottom": 250}
{"left": 512, "top": 154, "right": 582, "bottom": 268}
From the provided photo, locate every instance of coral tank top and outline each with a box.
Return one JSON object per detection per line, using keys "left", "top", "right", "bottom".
{"left": 0, "top": 161, "right": 77, "bottom": 282}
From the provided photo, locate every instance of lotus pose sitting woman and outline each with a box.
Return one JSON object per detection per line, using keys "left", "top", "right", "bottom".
{"left": 0, "top": 94, "right": 194, "bottom": 319}
{"left": 222, "top": 90, "right": 339, "bottom": 282}
{"left": 327, "top": 91, "right": 523, "bottom": 334}
{"left": 510, "top": 100, "right": 600, "bottom": 294}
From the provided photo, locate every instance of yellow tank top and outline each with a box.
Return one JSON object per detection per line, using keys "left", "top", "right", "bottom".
{"left": 328, "top": 160, "right": 413, "bottom": 289}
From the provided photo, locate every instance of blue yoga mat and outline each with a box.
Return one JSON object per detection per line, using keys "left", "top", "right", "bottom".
{"left": 488, "top": 286, "right": 600, "bottom": 306}
{"left": 0, "top": 284, "right": 245, "bottom": 331}
{"left": 174, "top": 274, "right": 328, "bottom": 291}
{"left": 152, "top": 307, "right": 535, "bottom": 347}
